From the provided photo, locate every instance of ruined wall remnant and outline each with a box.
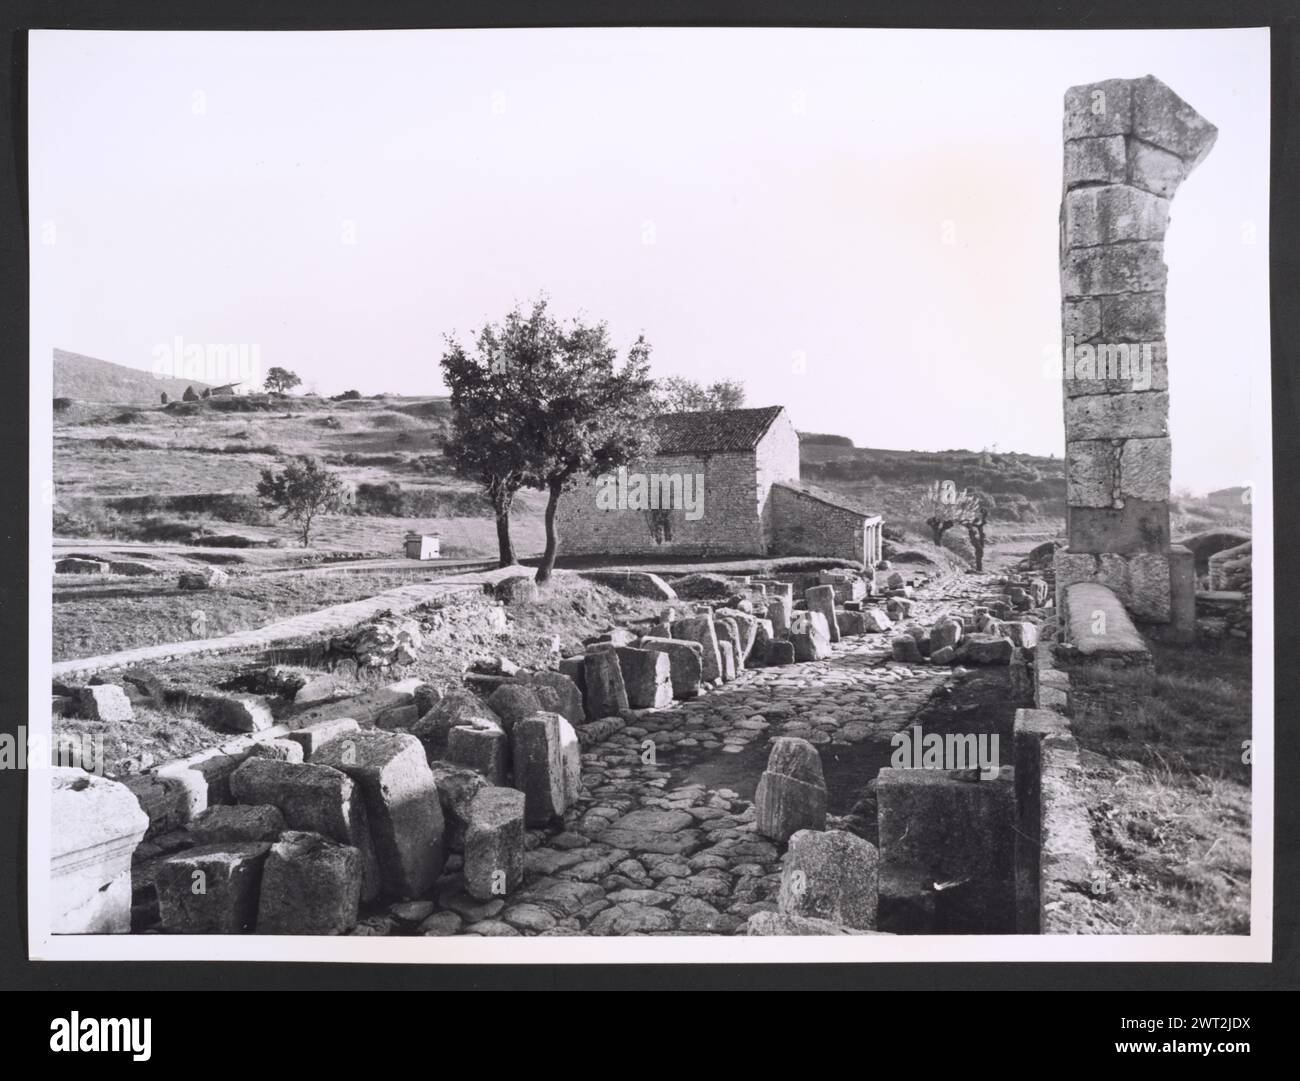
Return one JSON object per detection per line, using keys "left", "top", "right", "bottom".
{"left": 1055, "top": 76, "right": 1217, "bottom": 627}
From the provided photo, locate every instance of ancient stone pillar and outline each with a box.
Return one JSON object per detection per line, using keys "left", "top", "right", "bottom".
{"left": 1055, "top": 76, "right": 1216, "bottom": 624}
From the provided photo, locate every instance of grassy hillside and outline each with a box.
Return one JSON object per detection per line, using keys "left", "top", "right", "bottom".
{"left": 53, "top": 348, "right": 213, "bottom": 404}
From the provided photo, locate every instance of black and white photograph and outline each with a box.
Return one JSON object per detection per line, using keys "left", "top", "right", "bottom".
{"left": 24, "top": 24, "right": 1272, "bottom": 964}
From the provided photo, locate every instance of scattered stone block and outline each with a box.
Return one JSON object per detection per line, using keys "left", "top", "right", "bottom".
{"left": 957, "top": 634, "right": 1014, "bottom": 665}
{"left": 256, "top": 831, "right": 362, "bottom": 935}
{"left": 511, "top": 713, "right": 568, "bottom": 827}
{"left": 201, "top": 693, "right": 273, "bottom": 733}
{"left": 634, "top": 636, "right": 703, "bottom": 699}
{"left": 178, "top": 566, "right": 228, "bottom": 590}
{"left": 789, "top": 611, "right": 832, "bottom": 661}
{"left": 670, "top": 614, "right": 725, "bottom": 683}
{"left": 410, "top": 691, "right": 503, "bottom": 759}
{"left": 75, "top": 684, "right": 134, "bottom": 723}
{"left": 891, "top": 635, "right": 922, "bottom": 663}
{"left": 486, "top": 683, "right": 544, "bottom": 732}
{"left": 1002, "top": 622, "right": 1039, "bottom": 649}
{"left": 287, "top": 717, "right": 359, "bottom": 760}
{"left": 766, "top": 639, "right": 796, "bottom": 666}
{"left": 930, "top": 645, "right": 955, "bottom": 666}
{"left": 516, "top": 670, "right": 584, "bottom": 723}
{"left": 755, "top": 737, "right": 828, "bottom": 842}
{"left": 464, "top": 787, "right": 526, "bottom": 901}
{"left": 246, "top": 738, "right": 304, "bottom": 763}
{"left": 55, "top": 556, "right": 108, "bottom": 575}
{"left": 583, "top": 648, "right": 630, "bottom": 719}
{"left": 494, "top": 575, "right": 537, "bottom": 605}
{"left": 155, "top": 842, "right": 270, "bottom": 933}
{"left": 189, "top": 804, "right": 286, "bottom": 844}
{"left": 614, "top": 646, "right": 673, "bottom": 709}
{"left": 745, "top": 911, "right": 873, "bottom": 935}
{"left": 446, "top": 725, "right": 508, "bottom": 786}
{"left": 804, "top": 585, "right": 840, "bottom": 643}
{"left": 929, "top": 617, "right": 963, "bottom": 654}
{"left": 314, "top": 731, "right": 446, "bottom": 899}
{"left": 779, "top": 828, "right": 879, "bottom": 930}
{"left": 228, "top": 756, "right": 380, "bottom": 901}
{"left": 50, "top": 768, "right": 149, "bottom": 933}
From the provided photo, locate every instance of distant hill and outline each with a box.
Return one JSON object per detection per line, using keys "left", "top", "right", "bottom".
{"left": 53, "top": 349, "right": 211, "bottom": 404}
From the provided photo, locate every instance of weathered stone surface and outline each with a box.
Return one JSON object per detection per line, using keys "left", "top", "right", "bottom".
{"left": 930, "top": 645, "right": 955, "bottom": 665}
{"left": 511, "top": 713, "right": 568, "bottom": 827}
{"left": 1064, "top": 78, "right": 1133, "bottom": 140}
{"left": 155, "top": 842, "right": 270, "bottom": 933}
{"left": 446, "top": 724, "right": 508, "bottom": 786}
{"left": 1118, "top": 437, "right": 1171, "bottom": 502}
{"left": 486, "top": 683, "right": 544, "bottom": 732}
{"left": 766, "top": 597, "right": 791, "bottom": 636}
{"left": 714, "top": 617, "right": 744, "bottom": 672}
{"left": 1001, "top": 622, "right": 1039, "bottom": 649}
{"left": 765, "top": 736, "right": 825, "bottom": 786}
{"left": 1066, "top": 391, "right": 1169, "bottom": 442}
{"left": 464, "top": 787, "right": 526, "bottom": 901}
{"left": 51, "top": 768, "right": 149, "bottom": 933}
{"left": 1063, "top": 135, "right": 1126, "bottom": 186}
{"left": 201, "top": 693, "right": 274, "bottom": 734}
{"left": 1067, "top": 498, "right": 1170, "bottom": 556}
{"left": 789, "top": 611, "right": 832, "bottom": 661}
{"left": 578, "top": 569, "right": 676, "bottom": 600}
{"left": 229, "top": 756, "right": 380, "bottom": 900}
{"left": 1064, "top": 185, "right": 1169, "bottom": 248}
{"left": 614, "top": 646, "right": 674, "bottom": 709}
{"left": 1055, "top": 549, "right": 1172, "bottom": 622}
{"left": 891, "top": 635, "right": 922, "bottom": 663}
{"left": 862, "top": 608, "right": 893, "bottom": 633}
{"left": 178, "top": 566, "right": 228, "bottom": 590}
{"left": 516, "top": 670, "right": 584, "bottom": 723}
{"left": 755, "top": 771, "right": 827, "bottom": 842}
{"left": 766, "top": 639, "right": 796, "bottom": 666}
{"left": 635, "top": 636, "right": 703, "bottom": 699}
{"left": 956, "top": 633, "right": 1014, "bottom": 665}
{"left": 75, "top": 683, "right": 134, "bottom": 723}
{"left": 189, "top": 803, "right": 286, "bottom": 844}
{"left": 583, "top": 648, "right": 630, "bottom": 719}
{"left": 670, "top": 614, "right": 724, "bottom": 683}
{"left": 1100, "top": 292, "right": 1165, "bottom": 341}
{"left": 717, "top": 639, "right": 736, "bottom": 681}
{"left": 287, "top": 717, "right": 359, "bottom": 760}
{"left": 245, "top": 738, "right": 304, "bottom": 763}
{"left": 411, "top": 691, "right": 503, "bottom": 759}
{"left": 314, "top": 731, "right": 445, "bottom": 899}
{"left": 1131, "top": 74, "right": 1219, "bottom": 166}
{"left": 804, "top": 585, "right": 840, "bottom": 643}
{"left": 494, "top": 574, "right": 537, "bottom": 605}
{"left": 1062, "top": 242, "right": 1167, "bottom": 298}
{"left": 1064, "top": 581, "right": 1150, "bottom": 658}
{"left": 56, "top": 556, "right": 108, "bottom": 575}
{"left": 256, "top": 831, "right": 361, "bottom": 935}
{"left": 779, "top": 829, "right": 879, "bottom": 930}
{"left": 1128, "top": 140, "right": 1186, "bottom": 198}
{"left": 929, "top": 617, "right": 962, "bottom": 654}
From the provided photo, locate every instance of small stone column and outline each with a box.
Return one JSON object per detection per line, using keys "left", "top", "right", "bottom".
{"left": 1055, "top": 76, "right": 1216, "bottom": 624}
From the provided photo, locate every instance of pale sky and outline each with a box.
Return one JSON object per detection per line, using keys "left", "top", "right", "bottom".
{"left": 29, "top": 27, "right": 1270, "bottom": 492}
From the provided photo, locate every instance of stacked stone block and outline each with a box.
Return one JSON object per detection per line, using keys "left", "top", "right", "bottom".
{"left": 1056, "top": 76, "right": 1216, "bottom": 626}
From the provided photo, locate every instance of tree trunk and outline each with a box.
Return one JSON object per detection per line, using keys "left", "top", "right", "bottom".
{"left": 535, "top": 478, "right": 564, "bottom": 584}
{"left": 493, "top": 491, "right": 517, "bottom": 568}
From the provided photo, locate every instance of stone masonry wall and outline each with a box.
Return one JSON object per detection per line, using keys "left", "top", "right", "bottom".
{"left": 554, "top": 451, "right": 767, "bottom": 557}
{"left": 1055, "top": 75, "right": 1216, "bottom": 624}
{"left": 753, "top": 410, "right": 802, "bottom": 548}
{"left": 770, "top": 484, "right": 878, "bottom": 565}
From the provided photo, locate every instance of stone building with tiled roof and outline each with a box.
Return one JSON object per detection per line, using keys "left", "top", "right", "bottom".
{"left": 554, "top": 405, "right": 883, "bottom": 564}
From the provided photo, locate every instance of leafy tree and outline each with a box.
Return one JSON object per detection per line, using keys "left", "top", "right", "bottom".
{"left": 653, "top": 376, "right": 745, "bottom": 413}
{"left": 255, "top": 456, "right": 345, "bottom": 546}
{"left": 442, "top": 298, "right": 657, "bottom": 580}
{"left": 264, "top": 366, "right": 303, "bottom": 394}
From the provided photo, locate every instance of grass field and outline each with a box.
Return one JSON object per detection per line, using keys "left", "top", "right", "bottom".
{"left": 1066, "top": 639, "right": 1253, "bottom": 934}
